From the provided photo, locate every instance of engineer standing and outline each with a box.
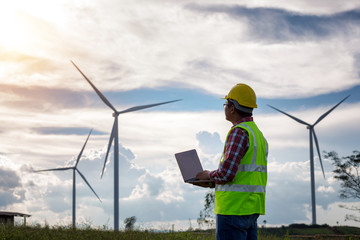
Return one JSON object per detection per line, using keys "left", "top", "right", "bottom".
{"left": 196, "top": 83, "right": 268, "bottom": 240}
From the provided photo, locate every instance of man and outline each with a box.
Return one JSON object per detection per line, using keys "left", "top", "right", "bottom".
{"left": 196, "top": 83, "right": 268, "bottom": 240}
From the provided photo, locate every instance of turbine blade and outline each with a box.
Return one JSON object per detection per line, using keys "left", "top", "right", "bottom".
{"left": 312, "top": 129, "right": 325, "bottom": 179}
{"left": 76, "top": 169, "right": 102, "bottom": 203}
{"left": 313, "top": 95, "right": 350, "bottom": 126}
{"left": 267, "top": 105, "right": 310, "bottom": 126}
{"left": 101, "top": 120, "right": 116, "bottom": 178}
{"left": 70, "top": 60, "right": 118, "bottom": 113}
{"left": 34, "top": 167, "right": 73, "bottom": 172}
{"left": 75, "top": 129, "right": 93, "bottom": 168}
{"left": 117, "top": 99, "right": 182, "bottom": 115}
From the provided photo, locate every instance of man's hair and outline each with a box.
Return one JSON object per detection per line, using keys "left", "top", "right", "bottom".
{"left": 228, "top": 99, "right": 253, "bottom": 117}
{"left": 228, "top": 101, "right": 253, "bottom": 117}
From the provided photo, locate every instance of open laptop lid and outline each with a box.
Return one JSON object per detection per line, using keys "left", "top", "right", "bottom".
{"left": 175, "top": 149, "right": 212, "bottom": 183}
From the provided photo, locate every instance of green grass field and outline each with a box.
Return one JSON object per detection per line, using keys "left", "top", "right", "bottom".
{"left": 1, "top": 224, "right": 359, "bottom": 240}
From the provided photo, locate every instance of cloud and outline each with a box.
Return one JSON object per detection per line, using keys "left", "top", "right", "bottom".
{"left": 43, "top": 182, "right": 72, "bottom": 213}
{"left": 2, "top": 1, "right": 360, "bottom": 100}
{"left": 0, "top": 190, "right": 23, "bottom": 208}
{"left": 264, "top": 156, "right": 343, "bottom": 225}
{"left": 317, "top": 185, "right": 335, "bottom": 193}
{"left": 0, "top": 48, "right": 59, "bottom": 76}
{"left": 0, "top": 166, "right": 24, "bottom": 207}
{"left": 0, "top": 84, "right": 101, "bottom": 112}
{"left": 239, "top": 0, "right": 360, "bottom": 15}
{"left": 33, "top": 127, "right": 107, "bottom": 136}
{"left": 79, "top": 144, "right": 209, "bottom": 225}
{"left": 187, "top": 5, "right": 360, "bottom": 41}
{"left": 196, "top": 131, "right": 223, "bottom": 155}
{"left": 127, "top": 172, "right": 164, "bottom": 200}
{"left": 310, "top": 201, "right": 360, "bottom": 226}
{"left": 0, "top": 168, "right": 21, "bottom": 190}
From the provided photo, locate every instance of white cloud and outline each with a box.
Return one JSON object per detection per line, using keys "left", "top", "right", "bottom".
{"left": 243, "top": 0, "right": 360, "bottom": 15}
{"left": 317, "top": 185, "right": 335, "bottom": 193}
{"left": 2, "top": 0, "right": 360, "bottom": 99}
{"left": 196, "top": 131, "right": 223, "bottom": 155}
{"left": 126, "top": 171, "right": 163, "bottom": 200}
{"left": 312, "top": 201, "right": 359, "bottom": 227}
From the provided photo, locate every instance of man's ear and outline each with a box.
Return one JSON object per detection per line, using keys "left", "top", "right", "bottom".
{"left": 230, "top": 105, "right": 236, "bottom": 114}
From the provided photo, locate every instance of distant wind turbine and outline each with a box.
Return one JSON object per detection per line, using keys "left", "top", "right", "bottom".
{"left": 34, "top": 129, "right": 101, "bottom": 228}
{"left": 70, "top": 60, "right": 181, "bottom": 231}
{"left": 268, "top": 95, "right": 350, "bottom": 225}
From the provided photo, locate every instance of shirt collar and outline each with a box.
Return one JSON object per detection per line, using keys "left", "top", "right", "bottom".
{"left": 233, "top": 116, "right": 253, "bottom": 127}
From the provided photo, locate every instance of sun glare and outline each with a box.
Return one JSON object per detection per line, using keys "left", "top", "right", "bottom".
{"left": 0, "top": 5, "right": 30, "bottom": 51}
{"left": 0, "top": 1, "right": 68, "bottom": 52}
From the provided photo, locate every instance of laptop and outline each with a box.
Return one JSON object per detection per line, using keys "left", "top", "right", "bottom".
{"left": 175, "top": 149, "right": 214, "bottom": 184}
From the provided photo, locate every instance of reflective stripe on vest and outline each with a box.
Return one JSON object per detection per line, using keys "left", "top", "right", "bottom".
{"left": 215, "top": 184, "right": 266, "bottom": 193}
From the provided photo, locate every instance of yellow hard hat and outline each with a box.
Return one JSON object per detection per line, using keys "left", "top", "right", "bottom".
{"left": 222, "top": 83, "right": 257, "bottom": 108}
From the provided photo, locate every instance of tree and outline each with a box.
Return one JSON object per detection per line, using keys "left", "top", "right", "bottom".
{"left": 124, "top": 216, "right": 137, "bottom": 231}
{"left": 324, "top": 150, "right": 360, "bottom": 222}
{"left": 263, "top": 220, "right": 267, "bottom": 228}
{"left": 325, "top": 151, "right": 360, "bottom": 199}
{"left": 197, "top": 190, "right": 215, "bottom": 228}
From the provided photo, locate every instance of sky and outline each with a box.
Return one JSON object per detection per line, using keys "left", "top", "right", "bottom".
{"left": 0, "top": 0, "right": 360, "bottom": 231}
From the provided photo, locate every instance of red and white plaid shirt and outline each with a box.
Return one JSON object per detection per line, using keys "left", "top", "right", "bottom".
{"left": 209, "top": 116, "right": 253, "bottom": 184}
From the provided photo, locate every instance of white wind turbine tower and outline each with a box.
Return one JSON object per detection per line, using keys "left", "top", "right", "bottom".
{"left": 71, "top": 61, "right": 181, "bottom": 231}
{"left": 268, "top": 95, "right": 350, "bottom": 225}
{"left": 34, "top": 129, "right": 101, "bottom": 228}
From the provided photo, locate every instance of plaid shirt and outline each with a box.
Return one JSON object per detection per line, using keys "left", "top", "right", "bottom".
{"left": 209, "top": 117, "right": 253, "bottom": 184}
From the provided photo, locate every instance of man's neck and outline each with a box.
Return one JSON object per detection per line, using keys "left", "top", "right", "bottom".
{"left": 230, "top": 114, "right": 243, "bottom": 125}
{"left": 230, "top": 116, "right": 254, "bottom": 126}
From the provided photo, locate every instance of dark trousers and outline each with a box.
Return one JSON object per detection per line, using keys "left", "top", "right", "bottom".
{"left": 216, "top": 214, "right": 259, "bottom": 240}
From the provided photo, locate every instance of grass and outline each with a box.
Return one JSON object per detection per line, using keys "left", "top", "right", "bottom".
{"left": 0, "top": 224, "right": 359, "bottom": 240}
{"left": 2, "top": 225, "right": 214, "bottom": 240}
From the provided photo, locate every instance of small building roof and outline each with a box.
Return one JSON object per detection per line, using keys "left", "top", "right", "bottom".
{"left": 0, "top": 211, "right": 31, "bottom": 218}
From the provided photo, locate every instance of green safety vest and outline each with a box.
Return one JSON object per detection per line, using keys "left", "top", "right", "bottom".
{"left": 215, "top": 121, "right": 268, "bottom": 215}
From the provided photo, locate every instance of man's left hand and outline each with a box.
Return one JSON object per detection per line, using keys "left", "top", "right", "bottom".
{"left": 196, "top": 170, "right": 210, "bottom": 180}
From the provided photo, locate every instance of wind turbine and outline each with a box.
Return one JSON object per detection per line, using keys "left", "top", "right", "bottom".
{"left": 268, "top": 95, "right": 350, "bottom": 225}
{"left": 34, "top": 129, "right": 101, "bottom": 228}
{"left": 70, "top": 60, "right": 181, "bottom": 231}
